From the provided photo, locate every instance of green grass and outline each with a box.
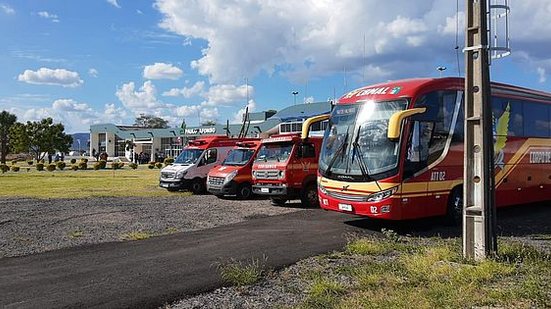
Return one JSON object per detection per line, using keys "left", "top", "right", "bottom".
{"left": 0, "top": 168, "right": 189, "bottom": 199}
{"left": 296, "top": 237, "right": 551, "bottom": 309}
{"left": 218, "top": 257, "right": 267, "bottom": 287}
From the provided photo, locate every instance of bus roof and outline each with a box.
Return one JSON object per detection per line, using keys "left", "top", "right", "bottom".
{"left": 338, "top": 77, "right": 551, "bottom": 104}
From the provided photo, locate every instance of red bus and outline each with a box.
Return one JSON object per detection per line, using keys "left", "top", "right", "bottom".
{"left": 316, "top": 77, "right": 551, "bottom": 222}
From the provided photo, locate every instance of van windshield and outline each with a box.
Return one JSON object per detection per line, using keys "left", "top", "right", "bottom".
{"left": 255, "top": 142, "right": 293, "bottom": 162}
{"left": 174, "top": 148, "right": 204, "bottom": 165}
{"left": 222, "top": 148, "right": 256, "bottom": 166}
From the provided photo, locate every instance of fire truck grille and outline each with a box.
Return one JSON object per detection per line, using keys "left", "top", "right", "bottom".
{"left": 254, "top": 170, "right": 280, "bottom": 179}
{"left": 208, "top": 176, "right": 225, "bottom": 186}
{"left": 326, "top": 190, "right": 369, "bottom": 202}
{"left": 161, "top": 172, "right": 175, "bottom": 179}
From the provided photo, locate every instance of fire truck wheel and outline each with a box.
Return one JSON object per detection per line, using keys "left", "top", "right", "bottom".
{"left": 446, "top": 187, "right": 463, "bottom": 226}
{"left": 237, "top": 183, "right": 252, "bottom": 199}
{"left": 191, "top": 179, "right": 206, "bottom": 194}
{"left": 301, "top": 183, "right": 319, "bottom": 208}
{"left": 270, "top": 198, "right": 287, "bottom": 206}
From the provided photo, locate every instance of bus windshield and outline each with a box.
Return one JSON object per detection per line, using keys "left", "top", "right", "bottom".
{"left": 174, "top": 148, "right": 204, "bottom": 165}
{"left": 222, "top": 148, "right": 256, "bottom": 166}
{"left": 319, "top": 100, "right": 408, "bottom": 180}
{"left": 255, "top": 142, "right": 293, "bottom": 163}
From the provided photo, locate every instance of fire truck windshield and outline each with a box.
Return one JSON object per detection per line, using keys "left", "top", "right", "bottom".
{"left": 222, "top": 148, "right": 256, "bottom": 166}
{"left": 255, "top": 142, "right": 293, "bottom": 162}
{"left": 174, "top": 148, "right": 204, "bottom": 165}
{"left": 319, "top": 100, "right": 408, "bottom": 180}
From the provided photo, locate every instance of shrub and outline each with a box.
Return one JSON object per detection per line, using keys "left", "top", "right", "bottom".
{"left": 164, "top": 157, "right": 174, "bottom": 165}
{"left": 80, "top": 158, "right": 88, "bottom": 164}
{"left": 36, "top": 163, "right": 45, "bottom": 171}
{"left": 39, "top": 159, "right": 45, "bottom": 164}
{"left": 56, "top": 161, "right": 66, "bottom": 170}
{"left": 70, "top": 158, "right": 76, "bottom": 164}
{"left": 71, "top": 164, "right": 79, "bottom": 171}
{"left": 46, "top": 164, "right": 56, "bottom": 172}
{"left": 11, "top": 160, "right": 17, "bottom": 165}
{"left": 98, "top": 160, "right": 107, "bottom": 169}
{"left": 155, "top": 162, "right": 163, "bottom": 169}
{"left": 1, "top": 164, "right": 9, "bottom": 173}
{"left": 129, "top": 163, "right": 138, "bottom": 169}
{"left": 78, "top": 161, "right": 87, "bottom": 170}
{"left": 93, "top": 162, "right": 102, "bottom": 170}
{"left": 11, "top": 165, "right": 20, "bottom": 172}
{"left": 112, "top": 162, "right": 124, "bottom": 170}
{"left": 27, "top": 160, "right": 33, "bottom": 166}
{"left": 148, "top": 163, "right": 155, "bottom": 169}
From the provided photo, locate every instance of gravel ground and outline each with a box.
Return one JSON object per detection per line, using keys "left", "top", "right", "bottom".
{"left": 0, "top": 195, "right": 301, "bottom": 258}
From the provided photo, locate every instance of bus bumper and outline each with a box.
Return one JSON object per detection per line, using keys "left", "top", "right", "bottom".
{"left": 318, "top": 190, "right": 402, "bottom": 220}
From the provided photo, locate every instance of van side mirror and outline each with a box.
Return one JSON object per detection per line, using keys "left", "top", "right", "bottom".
{"left": 387, "top": 108, "right": 427, "bottom": 140}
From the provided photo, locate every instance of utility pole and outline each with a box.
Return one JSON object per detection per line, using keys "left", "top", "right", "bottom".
{"left": 463, "top": 0, "right": 497, "bottom": 260}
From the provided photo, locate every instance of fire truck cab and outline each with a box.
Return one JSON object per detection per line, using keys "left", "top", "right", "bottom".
{"left": 159, "top": 136, "right": 254, "bottom": 194}
{"left": 252, "top": 134, "right": 322, "bottom": 207}
{"left": 206, "top": 140, "right": 261, "bottom": 199}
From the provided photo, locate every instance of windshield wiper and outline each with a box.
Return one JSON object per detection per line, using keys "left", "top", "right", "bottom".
{"left": 324, "top": 128, "right": 350, "bottom": 175}
{"left": 351, "top": 133, "right": 382, "bottom": 191}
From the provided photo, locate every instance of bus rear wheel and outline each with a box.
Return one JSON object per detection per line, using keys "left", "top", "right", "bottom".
{"left": 270, "top": 198, "right": 287, "bottom": 206}
{"left": 446, "top": 187, "right": 463, "bottom": 226}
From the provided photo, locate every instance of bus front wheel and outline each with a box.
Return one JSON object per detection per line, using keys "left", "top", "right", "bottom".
{"left": 446, "top": 187, "right": 463, "bottom": 226}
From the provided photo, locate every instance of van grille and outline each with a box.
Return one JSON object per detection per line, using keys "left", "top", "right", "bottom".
{"left": 208, "top": 176, "right": 225, "bottom": 186}
{"left": 161, "top": 172, "right": 175, "bottom": 179}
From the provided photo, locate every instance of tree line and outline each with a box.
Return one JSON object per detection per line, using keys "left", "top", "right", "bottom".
{"left": 0, "top": 111, "right": 72, "bottom": 164}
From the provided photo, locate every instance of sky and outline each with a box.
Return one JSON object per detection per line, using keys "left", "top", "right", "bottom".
{"left": 1, "top": 0, "right": 551, "bottom": 133}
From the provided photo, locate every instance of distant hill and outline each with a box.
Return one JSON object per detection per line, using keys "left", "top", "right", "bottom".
{"left": 70, "top": 133, "right": 89, "bottom": 152}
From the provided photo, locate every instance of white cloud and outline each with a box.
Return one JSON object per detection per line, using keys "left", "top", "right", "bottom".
{"left": 115, "top": 81, "right": 166, "bottom": 113}
{"left": 232, "top": 100, "right": 256, "bottom": 123}
{"left": 537, "top": 67, "right": 546, "bottom": 83}
{"left": 203, "top": 83, "right": 253, "bottom": 106}
{"left": 143, "top": 62, "right": 183, "bottom": 80}
{"left": 52, "top": 99, "right": 92, "bottom": 112}
{"left": 37, "top": 11, "right": 59, "bottom": 22}
{"left": 107, "top": 0, "right": 121, "bottom": 8}
{"left": 88, "top": 68, "right": 99, "bottom": 78}
{"left": 1, "top": 3, "right": 15, "bottom": 14}
{"left": 153, "top": 0, "right": 551, "bottom": 87}
{"left": 162, "top": 81, "right": 205, "bottom": 97}
{"left": 17, "top": 68, "right": 83, "bottom": 87}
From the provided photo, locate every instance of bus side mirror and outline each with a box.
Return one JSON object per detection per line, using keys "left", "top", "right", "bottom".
{"left": 387, "top": 108, "right": 427, "bottom": 140}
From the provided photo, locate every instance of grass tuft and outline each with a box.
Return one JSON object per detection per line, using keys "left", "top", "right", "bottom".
{"left": 218, "top": 256, "right": 267, "bottom": 287}
{"left": 120, "top": 231, "right": 153, "bottom": 241}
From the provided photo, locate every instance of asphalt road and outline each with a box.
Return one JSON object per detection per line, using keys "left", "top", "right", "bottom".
{"left": 0, "top": 209, "right": 370, "bottom": 309}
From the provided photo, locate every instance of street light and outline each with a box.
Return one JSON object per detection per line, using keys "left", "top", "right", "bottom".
{"left": 77, "top": 139, "right": 81, "bottom": 155}
{"left": 292, "top": 91, "right": 299, "bottom": 105}
{"left": 437, "top": 66, "right": 447, "bottom": 77}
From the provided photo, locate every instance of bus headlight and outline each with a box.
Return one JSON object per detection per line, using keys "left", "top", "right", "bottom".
{"left": 367, "top": 186, "right": 398, "bottom": 202}
{"left": 318, "top": 183, "right": 327, "bottom": 194}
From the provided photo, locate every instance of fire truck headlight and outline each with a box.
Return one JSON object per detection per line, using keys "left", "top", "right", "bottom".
{"left": 224, "top": 170, "right": 238, "bottom": 184}
{"left": 278, "top": 170, "right": 285, "bottom": 179}
{"left": 367, "top": 186, "right": 398, "bottom": 202}
{"left": 251, "top": 170, "right": 257, "bottom": 179}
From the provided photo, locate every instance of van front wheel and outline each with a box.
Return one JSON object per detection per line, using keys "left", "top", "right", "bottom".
{"left": 191, "top": 179, "right": 206, "bottom": 194}
{"left": 237, "top": 183, "right": 253, "bottom": 199}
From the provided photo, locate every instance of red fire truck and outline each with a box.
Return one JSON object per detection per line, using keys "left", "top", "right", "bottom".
{"left": 316, "top": 77, "right": 551, "bottom": 222}
{"left": 206, "top": 140, "right": 261, "bottom": 199}
{"left": 159, "top": 136, "right": 256, "bottom": 193}
{"left": 252, "top": 133, "right": 323, "bottom": 207}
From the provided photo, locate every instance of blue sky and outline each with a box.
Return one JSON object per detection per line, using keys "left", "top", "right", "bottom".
{"left": 1, "top": 0, "right": 550, "bottom": 133}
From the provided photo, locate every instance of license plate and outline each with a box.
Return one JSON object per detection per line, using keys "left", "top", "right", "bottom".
{"left": 261, "top": 188, "right": 269, "bottom": 193}
{"left": 338, "top": 203, "right": 353, "bottom": 211}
